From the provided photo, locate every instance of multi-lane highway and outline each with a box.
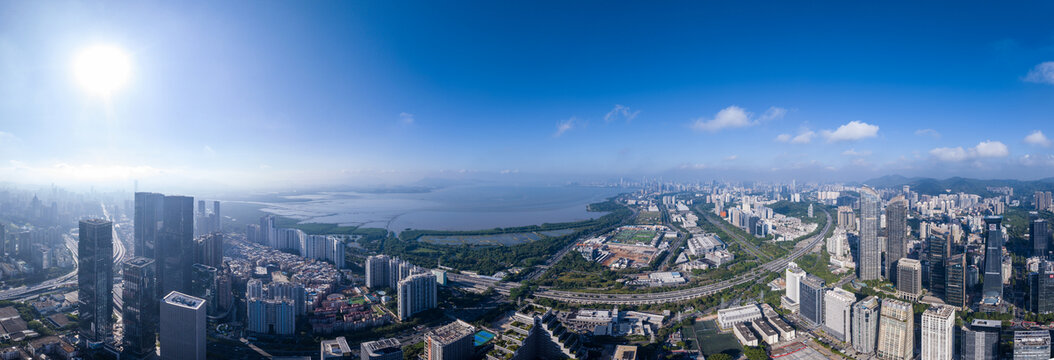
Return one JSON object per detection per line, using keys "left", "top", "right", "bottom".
{"left": 452, "top": 208, "right": 832, "bottom": 306}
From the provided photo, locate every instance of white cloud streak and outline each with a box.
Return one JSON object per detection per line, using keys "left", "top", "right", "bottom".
{"left": 692, "top": 105, "right": 785, "bottom": 132}
{"left": 1024, "top": 130, "right": 1051, "bottom": 147}
{"left": 821, "top": 121, "right": 879, "bottom": 142}
{"left": 604, "top": 104, "right": 640, "bottom": 123}
{"left": 1024, "top": 62, "right": 1054, "bottom": 85}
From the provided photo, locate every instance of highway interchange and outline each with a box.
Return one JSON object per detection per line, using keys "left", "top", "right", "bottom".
{"left": 451, "top": 208, "right": 832, "bottom": 306}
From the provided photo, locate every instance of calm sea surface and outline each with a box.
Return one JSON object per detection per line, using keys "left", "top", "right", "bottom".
{"left": 256, "top": 185, "right": 627, "bottom": 233}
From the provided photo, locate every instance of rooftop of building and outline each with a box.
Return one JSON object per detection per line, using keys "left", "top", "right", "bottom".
{"left": 971, "top": 319, "right": 1003, "bottom": 328}
{"left": 614, "top": 345, "right": 638, "bottom": 360}
{"left": 427, "top": 320, "right": 477, "bottom": 344}
{"left": 923, "top": 306, "right": 956, "bottom": 319}
{"left": 361, "top": 338, "right": 400, "bottom": 354}
{"left": 163, "top": 291, "right": 205, "bottom": 310}
{"left": 321, "top": 337, "right": 352, "bottom": 356}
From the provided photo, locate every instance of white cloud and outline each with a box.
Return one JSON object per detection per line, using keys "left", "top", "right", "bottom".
{"left": 692, "top": 106, "right": 753, "bottom": 132}
{"left": 930, "top": 147, "right": 969, "bottom": 162}
{"left": 821, "top": 121, "right": 879, "bottom": 142}
{"left": 974, "top": 140, "right": 1009, "bottom": 158}
{"left": 724, "top": 155, "right": 738, "bottom": 161}
{"left": 791, "top": 130, "right": 815, "bottom": 144}
{"left": 203, "top": 145, "right": 216, "bottom": 157}
{"left": 929, "top": 140, "right": 1010, "bottom": 162}
{"left": 1024, "top": 62, "right": 1054, "bottom": 85}
{"left": 759, "top": 107, "right": 788, "bottom": 121}
{"left": 842, "top": 148, "right": 872, "bottom": 156}
{"left": 604, "top": 104, "right": 640, "bottom": 123}
{"left": 678, "top": 163, "right": 707, "bottom": 170}
{"left": 1024, "top": 130, "right": 1051, "bottom": 147}
{"left": 399, "top": 112, "right": 415, "bottom": 125}
{"left": 775, "top": 134, "right": 792, "bottom": 142}
{"left": 553, "top": 117, "right": 579, "bottom": 137}
{"left": 914, "top": 129, "right": 941, "bottom": 138}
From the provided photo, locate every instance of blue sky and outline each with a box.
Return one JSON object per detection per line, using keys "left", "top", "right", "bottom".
{"left": 2, "top": 1, "right": 1054, "bottom": 190}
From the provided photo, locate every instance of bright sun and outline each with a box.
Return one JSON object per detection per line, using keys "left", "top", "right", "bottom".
{"left": 72, "top": 44, "right": 132, "bottom": 97}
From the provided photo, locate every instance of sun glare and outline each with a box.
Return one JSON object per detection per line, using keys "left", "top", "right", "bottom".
{"left": 72, "top": 44, "right": 132, "bottom": 98}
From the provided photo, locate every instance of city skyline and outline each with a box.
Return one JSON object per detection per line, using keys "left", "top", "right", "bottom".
{"left": 2, "top": 1, "right": 1054, "bottom": 192}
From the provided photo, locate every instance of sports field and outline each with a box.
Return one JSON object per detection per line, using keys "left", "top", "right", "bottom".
{"left": 609, "top": 228, "right": 659, "bottom": 245}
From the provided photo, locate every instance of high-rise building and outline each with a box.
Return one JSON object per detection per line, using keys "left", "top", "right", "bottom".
{"left": 876, "top": 298, "right": 914, "bottom": 360}
{"left": 927, "top": 234, "right": 950, "bottom": 299}
{"left": 425, "top": 320, "right": 477, "bottom": 360}
{"left": 852, "top": 296, "right": 880, "bottom": 354}
{"left": 123, "top": 257, "right": 158, "bottom": 358}
{"left": 799, "top": 274, "right": 825, "bottom": 326}
{"left": 366, "top": 255, "right": 392, "bottom": 289}
{"left": 785, "top": 262, "right": 806, "bottom": 305}
{"left": 160, "top": 291, "right": 206, "bottom": 360}
{"left": 246, "top": 298, "right": 296, "bottom": 335}
{"left": 398, "top": 273, "right": 438, "bottom": 321}
{"left": 945, "top": 253, "right": 967, "bottom": 309}
{"left": 246, "top": 224, "right": 262, "bottom": 244}
{"left": 823, "top": 288, "right": 855, "bottom": 343}
{"left": 360, "top": 338, "right": 402, "bottom": 360}
{"left": 1031, "top": 215, "right": 1050, "bottom": 258}
{"left": 859, "top": 187, "right": 882, "bottom": 280}
{"left": 886, "top": 196, "right": 909, "bottom": 281}
{"left": 259, "top": 215, "right": 277, "bottom": 248}
{"left": 196, "top": 232, "right": 223, "bottom": 269}
{"left": 920, "top": 306, "right": 955, "bottom": 360}
{"left": 961, "top": 319, "right": 1001, "bottom": 360}
{"left": 302, "top": 235, "right": 345, "bottom": 268}
{"left": 1013, "top": 330, "right": 1051, "bottom": 360}
{"left": 134, "top": 192, "right": 164, "bottom": 259}
{"left": 896, "top": 258, "right": 922, "bottom": 297}
{"left": 982, "top": 216, "right": 1005, "bottom": 305}
{"left": 190, "top": 263, "right": 218, "bottom": 316}
{"left": 1035, "top": 191, "right": 1053, "bottom": 212}
{"left": 838, "top": 205, "right": 855, "bottom": 230}
{"left": 160, "top": 195, "right": 195, "bottom": 298}
{"left": 212, "top": 201, "right": 221, "bottom": 233}
{"left": 1029, "top": 260, "right": 1054, "bottom": 314}
{"left": 78, "top": 219, "right": 114, "bottom": 348}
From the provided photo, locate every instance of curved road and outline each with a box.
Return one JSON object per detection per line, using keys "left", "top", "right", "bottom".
{"left": 452, "top": 208, "right": 832, "bottom": 306}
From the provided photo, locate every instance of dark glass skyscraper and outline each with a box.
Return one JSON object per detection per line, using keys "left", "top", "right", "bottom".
{"left": 78, "top": 219, "right": 114, "bottom": 348}
{"left": 160, "top": 195, "right": 195, "bottom": 298}
{"left": 1031, "top": 215, "right": 1050, "bottom": 258}
{"left": 122, "top": 257, "right": 158, "bottom": 357}
{"left": 859, "top": 187, "right": 882, "bottom": 280}
{"left": 961, "top": 319, "right": 1001, "bottom": 360}
{"left": 799, "top": 274, "right": 826, "bottom": 326}
{"left": 134, "top": 192, "right": 164, "bottom": 259}
{"left": 1029, "top": 260, "right": 1054, "bottom": 314}
{"left": 982, "top": 216, "right": 1004, "bottom": 305}
{"left": 945, "top": 253, "right": 966, "bottom": 309}
{"left": 927, "top": 234, "right": 950, "bottom": 299}
{"left": 885, "top": 195, "right": 908, "bottom": 281}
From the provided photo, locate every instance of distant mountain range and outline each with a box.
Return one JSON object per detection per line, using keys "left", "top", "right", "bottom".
{"left": 859, "top": 175, "right": 1054, "bottom": 196}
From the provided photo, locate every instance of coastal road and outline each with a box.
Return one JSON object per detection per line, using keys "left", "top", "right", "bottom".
{"left": 453, "top": 208, "right": 832, "bottom": 306}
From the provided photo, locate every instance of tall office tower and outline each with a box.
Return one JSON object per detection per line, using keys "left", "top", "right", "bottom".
{"left": 160, "top": 195, "right": 194, "bottom": 298}
{"left": 945, "top": 253, "right": 967, "bottom": 309}
{"left": 920, "top": 306, "right": 955, "bottom": 360}
{"left": 398, "top": 273, "right": 438, "bottom": 321}
{"left": 134, "top": 192, "right": 164, "bottom": 259}
{"left": 885, "top": 195, "right": 909, "bottom": 281}
{"left": 1031, "top": 215, "right": 1050, "bottom": 258}
{"left": 981, "top": 216, "right": 1005, "bottom": 305}
{"left": 216, "top": 273, "right": 233, "bottom": 312}
{"left": 851, "top": 296, "right": 880, "bottom": 354}
{"left": 78, "top": 219, "right": 114, "bottom": 348}
{"left": 190, "top": 263, "right": 218, "bottom": 316}
{"left": 0, "top": 223, "right": 6, "bottom": 256}
{"left": 366, "top": 255, "right": 392, "bottom": 289}
{"left": 1029, "top": 260, "right": 1054, "bottom": 314}
{"left": 1013, "top": 331, "right": 1051, "bottom": 360}
{"left": 360, "top": 338, "right": 402, "bottom": 360}
{"left": 823, "top": 288, "right": 855, "bottom": 343}
{"left": 425, "top": 320, "right": 477, "bottom": 360}
{"left": 961, "top": 319, "right": 1001, "bottom": 360}
{"left": 269, "top": 281, "right": 307, "bottom": 315}
{"left": 799, "top": 274, "right": 826, "bottom": 326}
{"left": 927, "top": 234, "right": 950, "bottom": 299}
{"left": 212, "top": 201, "right": 221, "bottom": 233}
{"left": 160, "top": 291, "right": 206, "bottom": 360}
{"left": 837, "top": 206, "right": 855, "bottom": 230}
{"left": 859, "top": 187, "right": 882, "bottom": 280}
{"left": 196, "top": 232, "right": 223, "bottom": 268}
{"left": 196, "top": 199, "right": 207, "bottom": 236}
{"left": 876, "top": 298, "right": 914, "bottom": 360}
{"left": 785, "top": 262, "right": 806, "bottom": 305}
{"left": 122, "top": 257, "right": 158, "bottom": 358}
{"left": 896, "top": 258, "right": 922, "bottom": 297}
